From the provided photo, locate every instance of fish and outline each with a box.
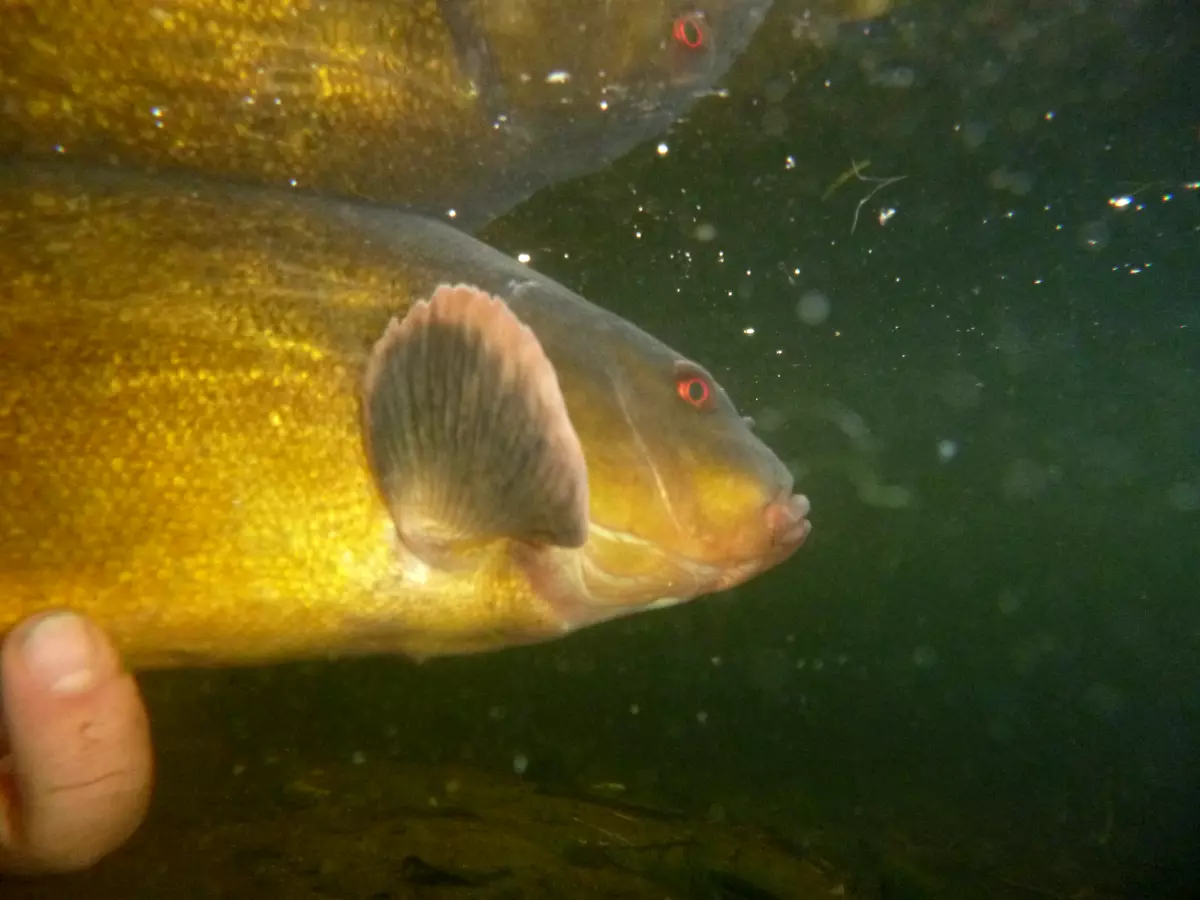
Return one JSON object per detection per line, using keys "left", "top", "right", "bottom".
{"left": 0, "top": 0, "right": 773, "bottom": 232}
{"left": 0, "top": 163, "right": 811, "bottom": 669}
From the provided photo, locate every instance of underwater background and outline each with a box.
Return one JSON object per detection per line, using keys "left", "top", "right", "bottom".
{"left": 4, "top": 0, "right": 1198, "bottom": 897}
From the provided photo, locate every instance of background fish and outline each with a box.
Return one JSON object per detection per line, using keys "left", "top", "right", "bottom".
{"left": 0, "top": 0, "right": 773, "bottom": 232}
{"left": 0, "top": 164, "right": 809, "bottom": 668}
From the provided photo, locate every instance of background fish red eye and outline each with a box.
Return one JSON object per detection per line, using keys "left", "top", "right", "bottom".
{"left": 676, "top": 374, "right": 712, "bottom": 408}
{"left": 672, "top": 12, "right": 708, "bottom": 50}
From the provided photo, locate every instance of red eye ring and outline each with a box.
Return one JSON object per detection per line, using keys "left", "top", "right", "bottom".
{"left": 672, "top": 12, "right": 707, "bottom": 50}
{"left": 676, "top": 374, "right": 711, "bottom": 408}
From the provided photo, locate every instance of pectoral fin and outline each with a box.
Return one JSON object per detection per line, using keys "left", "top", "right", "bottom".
{"left": 363, "top": 283, "right": 589, "bottom": 566}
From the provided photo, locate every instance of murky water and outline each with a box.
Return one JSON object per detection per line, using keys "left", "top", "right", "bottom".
{"left": 2, "top": 0, "right": 1197, "bottom": 897}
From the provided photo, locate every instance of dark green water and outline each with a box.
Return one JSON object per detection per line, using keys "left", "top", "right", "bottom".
{"left": 482, "top": 1, "right": 1199, "bottom": 892}
{"left": 10, "top": 0, "right": 1199, "bottom": 897}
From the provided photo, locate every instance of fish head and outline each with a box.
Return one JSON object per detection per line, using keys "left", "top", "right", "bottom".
{"left": 539, "top": 306, "right": 810, "bottom": 620}
{"left": 486, "top": 0, "right": 773, "bottom": 102}
{"left": 457, "top": 0, "right": 774, "bottom": 230}
{"left": 361, "top": 271, "right": 807, "bottom": 642}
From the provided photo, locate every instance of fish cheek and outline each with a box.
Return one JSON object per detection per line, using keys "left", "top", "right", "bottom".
{"left": 592, "top": 420, "right": 697, "bottom": 553}
{"left": 635, "top": 405, "right": 774, "bottom": 559}
{"left": 670, "top": 428, "right": 792, "bottom": 564}
{"left": 571, "top": 411, "right": 655, "bottom": 534}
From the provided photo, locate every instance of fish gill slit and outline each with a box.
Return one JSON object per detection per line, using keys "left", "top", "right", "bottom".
{"left": 609, "top": 372, "right": 684, "bottom": 540}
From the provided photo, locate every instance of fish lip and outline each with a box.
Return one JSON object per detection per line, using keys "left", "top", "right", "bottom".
{"left": 702, "top": 491, "right": 811, "bottom": 593}
{"left": 766, "top": 490, "right": 812, "bottom": 550}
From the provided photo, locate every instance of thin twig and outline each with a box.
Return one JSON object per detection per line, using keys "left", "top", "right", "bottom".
{"left": 847, "top": 160, "right": 907, "bottom": 234}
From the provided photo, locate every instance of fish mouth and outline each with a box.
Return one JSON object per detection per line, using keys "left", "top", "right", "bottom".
{"left": 764, "top": 490, "right": 812, "bottom": 550}
{"left": 573, "top": 487, "right": 812, "bottom": 609}
{"left": 702, "top": 489, "right": 811, "bottom": 593}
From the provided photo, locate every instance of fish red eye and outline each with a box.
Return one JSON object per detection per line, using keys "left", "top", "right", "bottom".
{"left": 672, "top": 12, "right": 707, "bottom": 50}
{"left": 676, "top": 374, "right": 712, "bottom": 408}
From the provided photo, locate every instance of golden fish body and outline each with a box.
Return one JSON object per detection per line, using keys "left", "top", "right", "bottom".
{"left": 0, "top": 164, "right": 809, "bottom": 668}
{"left": 0, "top": 0, "right": 772, "bottom": 230}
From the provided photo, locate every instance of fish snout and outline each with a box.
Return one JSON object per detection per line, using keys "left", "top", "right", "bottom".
{"left": 764, "top": 491, "right": 812, "bottom": 550}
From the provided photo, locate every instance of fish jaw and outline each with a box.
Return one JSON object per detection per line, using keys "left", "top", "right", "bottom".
{"left": 515, "top": 489, "right": 812, "bottom": 633}
{"left": 767, "top": 491, "right": 814, "bottom": 548}
{"left": 704, "top": 491, "right": 812, "bottom": 593}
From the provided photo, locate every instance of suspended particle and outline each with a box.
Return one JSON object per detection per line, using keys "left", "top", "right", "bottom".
{"left": 795, "top": 289, "right": 831, "bottom": 325}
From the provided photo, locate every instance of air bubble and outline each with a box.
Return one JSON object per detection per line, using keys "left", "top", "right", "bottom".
{"left": 1079, "top": 219, "right": 1110, "bottom": 250}
{"left": 795, "top": 290, "right": 831, "bottom": 325}
{"left": 912, "top": 645, "right": 939, "bottom": 668}
{"left": 961, "top": 121, "right": 988, "bottom": 149}
{"left": 761, "top": 107, "right": 788, "bottom": 137}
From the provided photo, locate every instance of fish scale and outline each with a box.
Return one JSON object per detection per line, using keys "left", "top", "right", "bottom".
{"left": 0, "top": 163, "right": 810, "bottom": 667}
